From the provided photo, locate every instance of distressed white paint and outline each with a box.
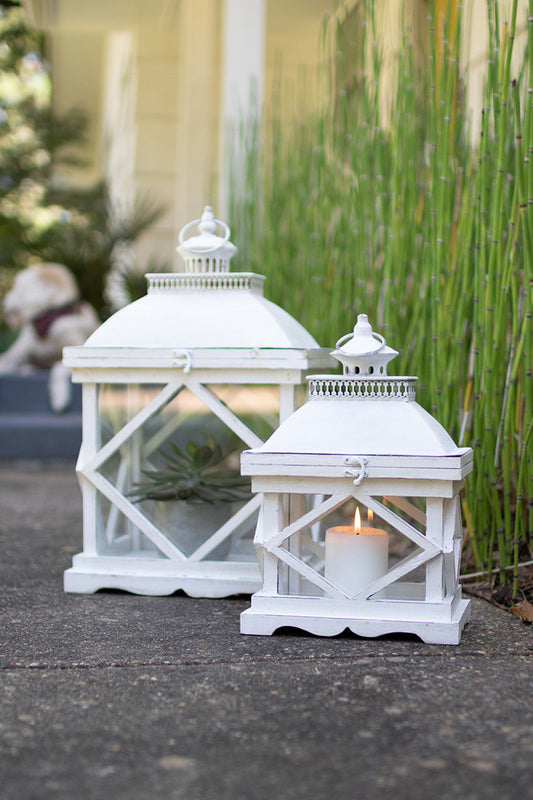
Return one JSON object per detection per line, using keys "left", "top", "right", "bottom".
{"left": 240, "top": 316, "right": 473, "bottom": 645}
{"left": 64, "top": 210, "right": 331, "bottom": 597}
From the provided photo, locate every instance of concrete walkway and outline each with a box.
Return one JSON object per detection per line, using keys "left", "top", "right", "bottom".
{"left": 1, "top": 462, "right": 532, "bottom": 800}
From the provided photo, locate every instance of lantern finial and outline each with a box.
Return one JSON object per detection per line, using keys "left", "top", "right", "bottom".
{"left": 177, "top": 206, "right": 237, "bottom": 273}
{"left": 332, "top": 313, "right": 399, "bottom": 376}
{"left": 198, "top": 205, "right": 217, "bottom": 235}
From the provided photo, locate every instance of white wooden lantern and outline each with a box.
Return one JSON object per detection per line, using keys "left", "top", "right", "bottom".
{"left": 63, "top": 206, "right": 332, "bottom": 597}
{"left": 240, "top": 314, "right": 473, "bottom": 645}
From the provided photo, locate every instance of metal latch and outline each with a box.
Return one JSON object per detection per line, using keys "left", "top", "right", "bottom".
{"left": 344, "top": 456, "right": 369, "bottom": 486}
{"left": 172, "top": 349, "right": 192, "bottom": 373}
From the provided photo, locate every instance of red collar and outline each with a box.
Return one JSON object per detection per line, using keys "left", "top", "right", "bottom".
{"left": 31, "top": 300, "right": 83, "bottom": 339}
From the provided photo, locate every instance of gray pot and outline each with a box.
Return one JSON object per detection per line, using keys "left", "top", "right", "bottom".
{"left": 155, "top": 500, "right": 231, "bottom": 560}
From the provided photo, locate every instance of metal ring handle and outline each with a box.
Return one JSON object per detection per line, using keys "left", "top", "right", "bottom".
{"left": 334, "top": 330, "right": 385, "bottom": 351}
{"left": 178, "top": 218, "right": 231, "bottom": 254}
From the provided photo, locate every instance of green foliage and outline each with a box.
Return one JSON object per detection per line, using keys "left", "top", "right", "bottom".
{"left": 0, "top": 7, "right": 85, "bottom": 267}
{"left": 130, "top": 437, "right": 251, "bottom": 505}
{"left": 0, "top": 6, "right": 164, "bottom": 319}
{"left": 38, "top": 184, "right": 163, "bottom": 317}
{"left": 112, "top": 263, "right": 152, "bottom": 305}
{"left": 230, "top": 0, "right": 533, "bottom": 586}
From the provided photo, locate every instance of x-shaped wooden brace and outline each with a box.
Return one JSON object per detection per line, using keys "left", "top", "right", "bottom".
{"left": 263, "top": 490, "right": 441, "bottom": 600}
{"left": 78, "top": 377, "right": 264, "bottom": 560}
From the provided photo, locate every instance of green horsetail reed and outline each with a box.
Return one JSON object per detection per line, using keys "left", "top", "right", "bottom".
{"left": 229, "top": 0, "right": 532, "bottom": 591}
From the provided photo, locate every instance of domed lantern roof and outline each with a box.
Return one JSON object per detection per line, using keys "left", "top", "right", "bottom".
{"left": 69, "top": 206, "right": 324, "bottom": 362}
{"left": 243, "top": 314, "right": 473, "bottom": 466}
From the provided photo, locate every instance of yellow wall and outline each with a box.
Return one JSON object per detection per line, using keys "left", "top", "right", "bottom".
{"left": 36, "top": 1, "right": 531, "bottom": 269}
{"left": 46, "top": 29, "right": 105, "bottom": 188}
{"left": 133, "top": 1, "right": 222, "bottom": 267}
{"left": 265, "top": 0, "right": 333, "bottom": 111}
{"left": 133, "top": 28, "right": 181, "bottom": 267}
{"left": 25, "top": 0, "right": 532, "bottom": 275}
{"left": 27, "top": 0, "right": 332, "bottom": 271}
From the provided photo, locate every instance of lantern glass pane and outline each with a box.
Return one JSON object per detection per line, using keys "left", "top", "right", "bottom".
{"left": 270, "top": 494, "right": 431, "bottom": 599}
{"left": 92, "top": 381, "right": 264, "bottom": 563}
{"left": 97, "top": 495, "right": 160, "bottom": 555}
{"left": 204, "top": 384, "right": 279, "bottom": 442}
{"left": 99, "top": 384, "right": 159, "bottom": 445}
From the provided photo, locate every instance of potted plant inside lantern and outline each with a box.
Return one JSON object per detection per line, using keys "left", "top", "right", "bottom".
{"left": 130, "top": 436, "right": 252, "bottom": 559}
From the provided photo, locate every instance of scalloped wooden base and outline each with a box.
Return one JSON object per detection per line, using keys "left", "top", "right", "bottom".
{"left": 64, "top": 554, "right": 261, "bottom": 598}
{"left": 240, "top": 591, "right": 471, "bottom": 645}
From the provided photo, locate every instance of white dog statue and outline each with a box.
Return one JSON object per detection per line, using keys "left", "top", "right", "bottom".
{"left": 0, "top": 263, "right": 99, "bottom": 413}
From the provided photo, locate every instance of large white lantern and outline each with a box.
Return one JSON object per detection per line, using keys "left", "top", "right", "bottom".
{"left": 241, "top": 314, "right": 473, "bottom": 645}
{"left": 63, "top": 207, "right": 331, "bottom": 597}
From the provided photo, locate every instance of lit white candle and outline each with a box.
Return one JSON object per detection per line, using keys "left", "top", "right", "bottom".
{"left": 325, "top": 507, "right": 388, "bottom": 595}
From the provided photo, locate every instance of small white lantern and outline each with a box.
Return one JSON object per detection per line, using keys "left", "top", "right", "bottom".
{"left": 63, "top": 207, "right": 332, "bottom": 597}
{"left": 241, "top": 314, "right": 473, "bottom": 645}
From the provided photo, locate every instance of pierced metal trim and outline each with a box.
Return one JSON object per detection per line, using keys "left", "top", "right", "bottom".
{"left": 147, "top": 273, "right": 265, "bottom": 293}
{"left": 308, "top": 376, "right": 417, "bottom": 400}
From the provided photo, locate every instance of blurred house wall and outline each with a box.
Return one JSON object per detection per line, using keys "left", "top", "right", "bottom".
{"left": 23, "top": 0, "right": 333, "bottom": 270}
{"left": 22, "top": 0, "right": 530, "bottom": 270}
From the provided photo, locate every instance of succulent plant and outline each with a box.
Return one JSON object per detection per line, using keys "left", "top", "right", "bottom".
{"left": 130, "top": 436, "right": 251, "bottom": 505}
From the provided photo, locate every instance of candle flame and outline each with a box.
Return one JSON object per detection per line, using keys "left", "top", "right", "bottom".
{"left": 354, "top": 506, "right": 361, "bottom": 533}
{"left": 367, "top": 508, "right": 374, "bottom": 523}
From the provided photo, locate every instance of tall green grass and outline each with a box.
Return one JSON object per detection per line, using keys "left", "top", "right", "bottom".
{"left": 230, "top": 0, "right": 533, "bottom": 587}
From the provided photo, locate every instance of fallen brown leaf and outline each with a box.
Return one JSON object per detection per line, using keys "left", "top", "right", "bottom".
{"left": 462, "top": 583, "right": 509, "bottom": 610}
{"left": 510, "top": 599, "right": 533, "bottom": 623}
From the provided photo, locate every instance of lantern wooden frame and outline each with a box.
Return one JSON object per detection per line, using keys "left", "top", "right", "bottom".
{"left": 63, "top": 207, "right": 332, "bottom": 597}
{"left": 240, "top": 314, "right": 473, "bottom": 645}
{"left": 240, "top": 451, "right": 472, "bottom": 644}
{"left": 63, "top": 351, "right": 328, "bottom": 597}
